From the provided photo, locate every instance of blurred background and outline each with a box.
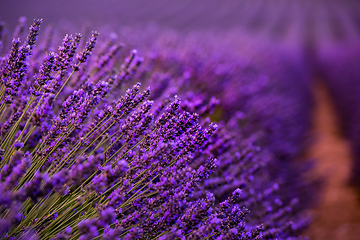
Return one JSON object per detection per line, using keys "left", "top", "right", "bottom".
{"left": 1, "top": 0, "right": 360, "bottom": 239}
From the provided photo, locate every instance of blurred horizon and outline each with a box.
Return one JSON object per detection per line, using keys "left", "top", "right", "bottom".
{"left": 1, "top": 0, "right": 359, "bottom": 42}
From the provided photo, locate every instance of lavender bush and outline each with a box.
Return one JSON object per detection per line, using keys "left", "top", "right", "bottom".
{"left": 0, "top": 18, "right": 312, "bottom": 239}
{"left": 119, "top": 26, "right": 316, "bottom": 211}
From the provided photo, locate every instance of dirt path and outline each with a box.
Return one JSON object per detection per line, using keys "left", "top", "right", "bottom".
{"left": 304, "top": 81, "right": 360, "bottom": 240}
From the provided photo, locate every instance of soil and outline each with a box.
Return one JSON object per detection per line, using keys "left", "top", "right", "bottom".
{"left": 304, "top": 81, "right": 360, "bottom": 240}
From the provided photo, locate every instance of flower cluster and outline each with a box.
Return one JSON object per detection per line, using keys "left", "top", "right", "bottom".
{"left": 0, "top": 18, "right": 313, "bottom": 239}
{"left": 118, "top": 23, "right": 317, "bottom": 214}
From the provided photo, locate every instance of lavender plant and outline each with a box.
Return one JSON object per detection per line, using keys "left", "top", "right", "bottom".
{"left": 0, "top": 18, "right": 311, "bottom": 239}
{"left": 111, "top": 25, "right": 316, "bottom": 237}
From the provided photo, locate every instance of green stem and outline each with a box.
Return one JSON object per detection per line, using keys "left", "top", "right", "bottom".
{"left": 17, "top": 93, "right": 45, "bottom": 141}
{"left": 54, "top": 70, "right": 75, "bottom": 100}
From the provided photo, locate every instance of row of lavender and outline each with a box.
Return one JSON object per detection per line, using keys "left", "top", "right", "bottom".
{"left": 0, "top": 18, "right": 313, "bottom": 239}
{"left": 311, "top": 1, "right": 360, "bottom": 187}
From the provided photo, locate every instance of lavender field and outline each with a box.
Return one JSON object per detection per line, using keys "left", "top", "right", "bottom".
{"left": 0, "top": 0, "right": 360, "bottom": 239}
